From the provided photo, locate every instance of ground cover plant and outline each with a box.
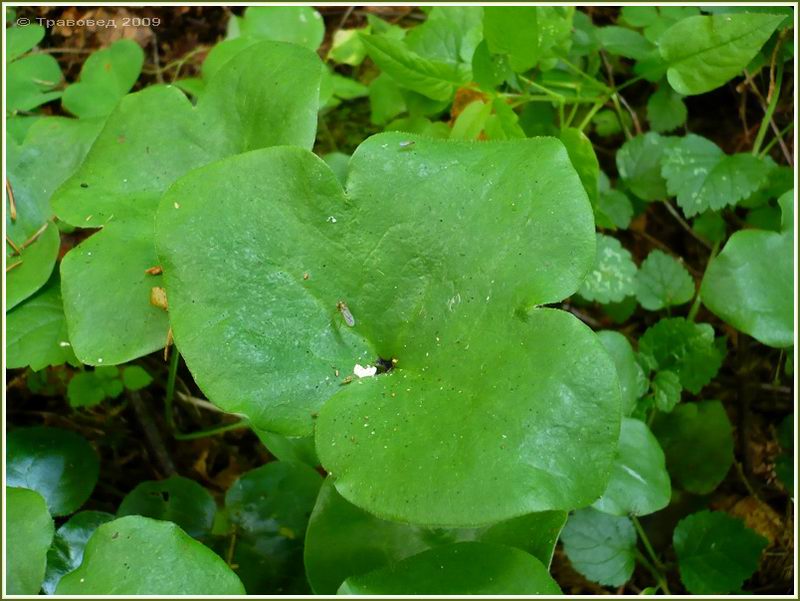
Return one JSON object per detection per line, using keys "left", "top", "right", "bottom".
{"left": 4, "top": 4, "right": 796, "bottom": 596}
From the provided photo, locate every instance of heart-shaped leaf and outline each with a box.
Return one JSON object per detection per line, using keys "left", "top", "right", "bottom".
{"left": 338, "top": 542, "right": 562, "bottom": 595}
{"left": 55, "top": 515, "right": 245, "bottom": 594}
{"left": 8, "top": 487, "right": 54, "bottom": 595}
{"left": 156, "top": 134, "right": 621, "bottom": 526}
{"left": 51, "top": 41, "right": 323, "bottom": 365}
{"left": 305, "top": 478, "right": 566, "bottom": 594}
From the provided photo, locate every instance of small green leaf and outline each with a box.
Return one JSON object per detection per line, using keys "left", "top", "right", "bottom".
{"left": 646, "top": 84, "right": 687, "bottom": 133}
{"left": 471, "top": 40, "right": 510, "bottom": 91}
{"left": 661, "top": 134, "right": 774, "bottom": 217}
{"left": 6, "top": 275, "right": 78, "bottom": 370}
{"left": 652, "top": 400, "right": 734, "bottom": 494}
{"left": 597, "top": 331, "right": 643, "bottom": 415}
{"left": 55, "top": 516, "right": 245, "bottom": 594}
{"left": 449, "top": 100, "right": 491, "bottom": 140}
{"left": 8, "top": 487, "right": 54, "bottom": 594}
{"left": 701, "top": 190, "right": 793, "bottom": 348}
{"left": 578, "top": 234, "right": 638, "bottom": 303}
{"left": 597, "top": 188, "right": 634, "bottom": 230}
{"left": 368, "top": 72, "right": 407, "bottom": 125}
{"left": 8, "top": 426, "right": 99, "bottom": 516}
{"left": 236, "top": 6, "right": 324, "bottom": 50}
{"left": 674, "top": 510, "right": 768, "bottom": 594}
{"left": 305, "top": 478, "right": 566, "bottom": 594}
{"left": 616, "top": 132, "right": 677, "bottom": 201}
{"left": 483, "top": 7, "right": 572, "bottom": 72}
{"left": 328, "top": 28, "right": 368, "bottom": 66}
{"left": 7, "top": 24, "right": 45, "bottom": 61}
{"left": 639, "top": 318, "right": 723, "bottom": 394}
{"left": 42, "top": 510, "right": 115, "bottom": 594}
{"left": 561, "top": 508, "right": 636, "bottom": 587}
{"left": 118, "top": 476, "right": 216, "bottom": 538}
{"left": 597, "top": 26, "right": 654, "bottom": 60}
{"left": 561, "top": 127, "right": 599, "bottom": 205}
{"left": 338, "top": 542, "right": 561, "bottom": 595}
{"left": 255, "top": 430, "right": 319, "bottom": 467}
{"left": 660, "top": 13, "right": 785, "bottom": 95}
{"left": 651, "top": 370, "right": 682, "bottom": 412}
{"left": 635, "top": 249, "right": 695, "bottom": 311}
{"left": 593, "top": 418, "right": 671, "bottom": 517}
{"left": 121, "top": 365, "right": 153, "bottom": 390}
{"left": 692, "top": 211, "right": 727, "bottom": 244}
{"left": 67, "top": 372, "right": 107, "bottom": 408}
{"left": 62, "top": 40, "right": 144, "bottom": 119}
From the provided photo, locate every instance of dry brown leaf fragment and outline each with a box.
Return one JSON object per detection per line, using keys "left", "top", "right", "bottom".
{"left": 150, "top": 286, "right": 168, "bottom": 310}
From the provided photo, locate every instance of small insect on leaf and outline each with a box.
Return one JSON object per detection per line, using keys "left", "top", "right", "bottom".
{"left": 337, "top": 301, "right": 355, "bottom": 327}
{"left": 340, "top": 375, "right": 354, "bottom": 386}
{"left": 399, "top": 140, "right": 416, "bottom": 150}
{"left": 150, "top": 286, "right": 168, "bottom": 311}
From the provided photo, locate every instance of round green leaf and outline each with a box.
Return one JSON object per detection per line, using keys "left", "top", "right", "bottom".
{"left": 237, "top": 6, "right": 324, "bottom": 50}
{"left": 652, "top": 400, "right": 733, "bottom": 494}
{"left": 561, "top": 508, "right": 636, "bottom": 587}
{"left": 593, "top": 418, "right": 671, "bottom": 517}
{"left": 701, "top": 191, "right": 793, "bottom": 348}
{"left": 660, "top": 13, "right": 785, "bottom": 95}
{"left": 157, "top": 134, "right": 621, "bottom": 525}
{"left": 67, "top": 371, "right": 107, "bottom": 408}
{"left": 222, "top": 461, "right": 322, "bottom": 594}
{"left": 117, "top": 476, "right": 216, "bottom": 538}
{"left": 52, "top": 41, "right": 324, "bottom": 366}
{"left": 7, "top": 53, "right": 62, "bottom": 112}
{"left": 578, "top": 233, "right": 638, "bottom": 303}
{"left": 7, "top": 24, "right": 45, "bottom": 61}
{"left": 674, "top": 510, "right": 768, "bottom": 594}
{"left": 8, "top": 487, "right": 54, "bottom": 594}
{"left": 8, "top": 426, "right": 99, "bottom": 516}
{"left": 42, "top": 510, "right": 115, "bottom": 594}
{"left": 305, "top": 478, "right": 566, "bottom": 594}
{"left": 636, "top": 249, "right": 695, "bottom": 311}
{"left": 55, "top": 515, "right": 245, "bottom": 594}
{"left": 616, "top": 132, "right": 676, "bottom": 201}
{"left": 338, "top": 542, "right": 561, "bottom": 595}
{"left": 646, "top": 84, "right": 686, "bottom": 133}
{"left": 121, "top": 365, "right": 153, "bottom": 390}
{"left": 597, "top": 330, "right": 643, "bottom": 415}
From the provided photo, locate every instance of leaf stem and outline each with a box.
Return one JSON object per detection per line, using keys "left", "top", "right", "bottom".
{"left": 164, "top": 346, "right": 180, "bottom": 430}
{"left": 632, "top": 516, "right": 665, "bottom": 572}
{"left": 173, "top": 420, "right": 250, "bottom": 441}
{"left": 752, "top": 63, "right": 784, "bottom": 156}
{"left": 688, "top": 241, "right": 720, "bottom": 322}
{"left": 634, "top": 549, "right": 672, "bottom": 595}
{"left": 662, "top": 200, "right": 712, "bottom": 250}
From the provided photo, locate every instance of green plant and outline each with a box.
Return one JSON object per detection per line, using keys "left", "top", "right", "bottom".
{"left": 5, "top": 5, "right": 794, "bottom": 596}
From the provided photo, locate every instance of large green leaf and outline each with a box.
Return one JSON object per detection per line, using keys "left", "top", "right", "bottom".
{"left": 42, "top": 510, "right": 115, "bottom": 594}
{"left": 7, "top": 426, "right": 99, "bottom": 516}
{"left": 222, "top": 461, "right": 322, "bottom": 594}
{"left": 593, "top": 418, "right": 671, "bottom": 517}
{"left": 51, "top": 41, "right": 323, "bottom": 366}
{"left": 55, "top": 516, "right": 245, "bottom": 594}
{"left": 673, "top": 510, "right": 768, "bottom": 594}
{"left": 7, "top": 24, "right": 45, "bottom": 61}
{"left": 117, "top": 476, "right": 216, "bottom": 538}
{"left": 7, "top": 117, "right": 104, "bottom": 309}
{"left": 635, "top": 249, "right": 695, "bottom": 311}
{"left": 305, "top": 478, "right": 566, "bottom": 594}
{"left": 157, "top": 134, "right": 620, "bottom": 526}
{"left": 62, "top": 39, "right": 144, "bottom": 118}
{"left": 8, "top": 487, "right": 54, "bottom": 595}
{"left": 7, "top": 53, "right": 62, "bottom": 112}
{"left": 652, "top": 400, "right": 733, "bottom": 494}
{"left": 406, "top": 6, "right": 483, "bottom": 65}
{"left": 561, "top": 508, "right": 636, "bottom": 587}
{"left": 360, "top": 33, "right": 470, "bottom": 101}
{"left": 338, "top": 542, "right": 561, "bottom": 595}
{"left": 7, "top": 274, "right": 78, "bottom": 370}
{"left": 661, "top": 134, "right": 774, "bottom": 217}
{"left": 234, "top": 6, "right": 324, "bottom": 50}
{"left": 660, "top": 13, "right": 785, "bottom": 95}
{"left": 700, "top": 190, "right": 793, "bottom": 348}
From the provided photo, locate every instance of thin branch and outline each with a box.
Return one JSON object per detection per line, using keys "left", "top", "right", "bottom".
{"left": 662, "top": 200, "right": 712, "bottom": 250}
{"left": 6, "top": 235, "right": 22, "bottom": 255}
{"left": 6, "top": 179, "right": 16, "bottom": 222}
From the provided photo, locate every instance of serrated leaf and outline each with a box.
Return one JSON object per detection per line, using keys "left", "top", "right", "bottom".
{"left": 701, "top": 190, "right": 793, "bottom": 348}
{"left": 156, "top": 134, "right": 620, "bottom": 526}
{"left": 636, "top": 249, "right": 695, "bottom": 311}
{"left": 661, "top": 134, "right": 774, "bottom": 217}
{"left": 118, "top": 476, "right": 216, "bottom": 538}
{"left": 42, "top": 511, "right": 114, "bottom": 594}
{"left": 660, "top": 13, "right": 785, "bottom": 95}
{"left": 7, "top": 275, "right": 78, "bottom": 370}
{"left": 305, "top": 478, "right": 566, "bottom": 594}
{"left": 338, "top": 542, "right": 561, "bottom": 595}
{"left": 561, "top": 508, "right": 636, "bottom": 587}
{"left": 593, "top": 418, "right": 671, "bottom": 516}
{"left": 652, "top": 400, "right": 734, "bottom": 494}
{"left": 646, "top": 84, "right": 687, "bottom": 133}
{"left": 579, "top": 234, "right": 638, "bottom": 303}
{"left": 62, "top": 40, "right": 144, "bottom": 119}
{"left": 674, "top": 510, "right": 768, "bottom": 594}
{"left": 55, "top": 516, "right": 245, "bottom": 594}
{"left": 616, "top": 132, "right": 677, "bottom": 201}
{"left": 51, "top": 42, "right": 323, "bottom": 366}
{"left": 8, "top": 487, "right": 54, "bottom": 594}
{"left": 8, "top": 426, "right": 99, "bottom": 516}
{"left": 651, "top": 370, "right": 682, "bottom": 412}
{"left": 639, "top": 318, "right": 723, "bottom": 394}
{"left": 361, "top": 33, "right": 470, "bottom": 101}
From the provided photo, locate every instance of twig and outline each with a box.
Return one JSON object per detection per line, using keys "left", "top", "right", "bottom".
{"left": 662, "top": 200, "right": 712, "bottom": 250}
{"left": 6, "top": 235, "right": 22, "bottom": 255}
{"left": 20, "top": 222, "right": 49, "bottom": 250}
{"left": 6, "top": 179, "right": 16, "bottom": 221}
{"left": 128, "top": 390, "right": 175, "bottom": 476}
{"left": 6, "top": 260, "right": 23, "bottom": 272}
{"left": 175, "top": 392, "right": 227, "bottom": 414}
{"left": 743, "top": 69, "right": 793, "bottom": 166}
{"left": 617, "top": 91, "right": 642, "bottom": 135}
